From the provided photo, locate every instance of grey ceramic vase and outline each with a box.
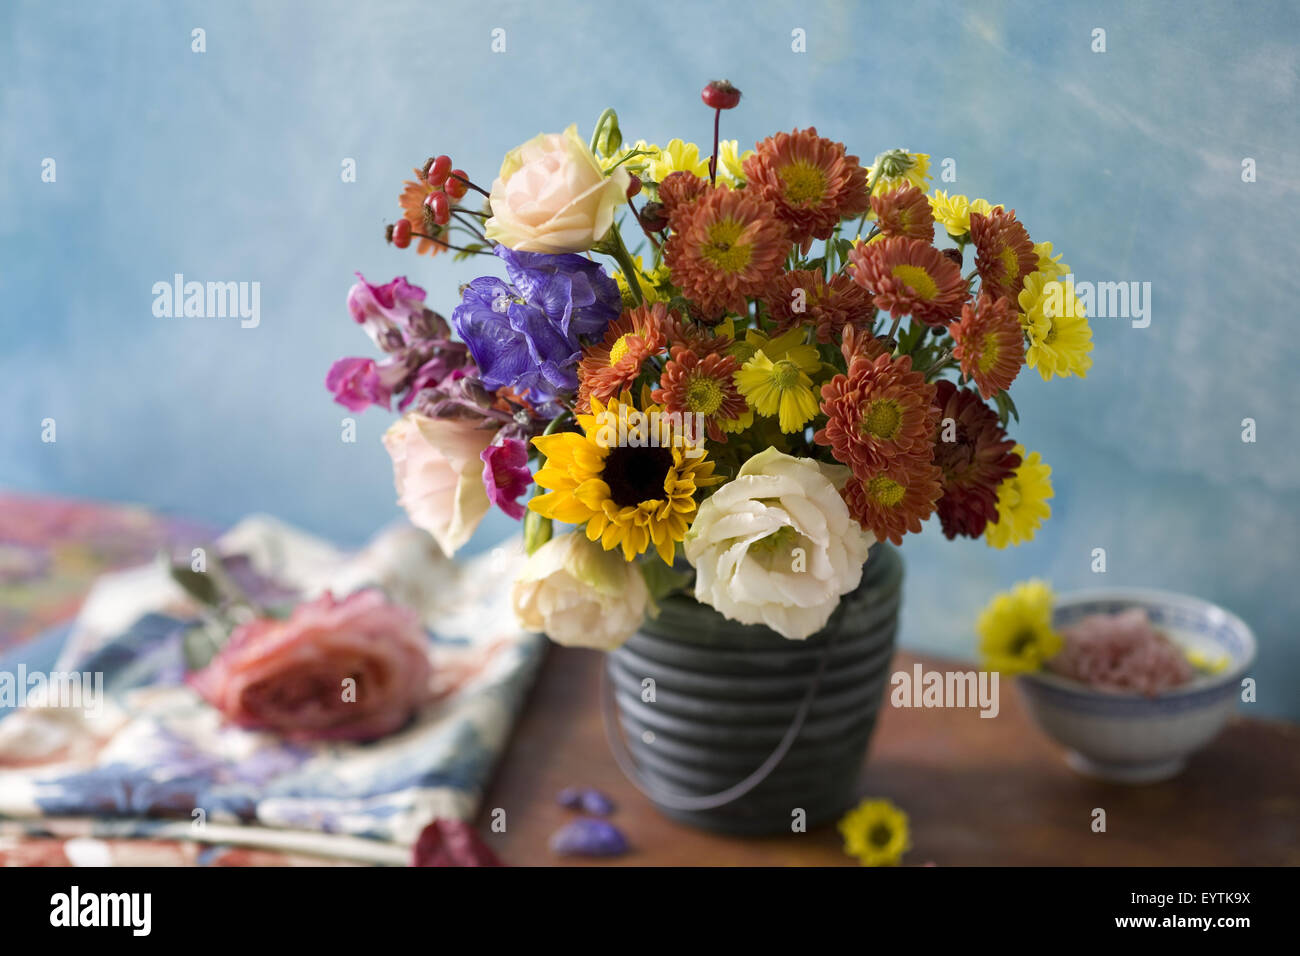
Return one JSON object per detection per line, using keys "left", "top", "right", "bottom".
{"left": 605, "top": 543, "right": 903, "bottom": 835}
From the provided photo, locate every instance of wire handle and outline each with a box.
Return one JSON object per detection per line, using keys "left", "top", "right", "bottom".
{"left": 600, "top": 631, "right": 838, "bottom": 812}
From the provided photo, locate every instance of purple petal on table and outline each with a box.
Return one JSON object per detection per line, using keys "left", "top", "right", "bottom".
{"left": 556, "top": 787, "right": 584, "bottom": 810}
{"left": 549, "top": 818, "right": 629, "bottom": 857}
{"left": 579, "top": 788, "right": 616, "bottom": 816}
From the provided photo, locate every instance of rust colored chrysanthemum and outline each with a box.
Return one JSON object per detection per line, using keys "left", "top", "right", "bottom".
{"left": 839, "top": 325, "right": 894, "bottom": 364}
{"left": 664, "top": 187, "right": 791, "bottom": 319}
{"left": 948, "top": 292, "right": 1025, "bottom": 398}
{"left": 651, "top": 346, "right": 748, "bottom": 442}
{"left": 659, "top": 170, "right": 710, "bottom": 218}
{"left": 742, "top": 127, "right": 871, "bottom": 249}
{"left": 970, "top": 208, "right": 1037, "bottom": 301}
{"left": 841, "top": 454, "right": 943, "bottom": 545}
{"left": 870, "top": 183, "right": 935, "bottom": 243}
{"left": 765, "top": 269, "right": 875, "bottom": 344}
{"left": 848, "top": 236, "right": 967, "bottom": 327}
{"left": 930, "top": 380, "right": 1021, "bottom": 540}
{"left": 815, "top": 352, "right": 939, "bottom": 478}
{"left": 576, "top": 302, "right": 670, "bottom": 412}
{"left": 399, "top": 170, "right": 449, "bottom": 257}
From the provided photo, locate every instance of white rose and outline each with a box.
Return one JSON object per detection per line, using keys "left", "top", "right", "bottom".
{"left": 511, "top": 533, "right": 649, "bottom": 650}
{"left": 382, "top": 413, "right": 492, "bottom": 558}
{"left": 684, "top": 447, "right": 875, "bottom": 640}
{"left": 484, "top": 125, "right": 631, "bottom": 254}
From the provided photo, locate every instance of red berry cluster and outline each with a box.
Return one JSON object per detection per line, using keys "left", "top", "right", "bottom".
{"left": 423, "top": 154, "right": 468, "bottom": 226}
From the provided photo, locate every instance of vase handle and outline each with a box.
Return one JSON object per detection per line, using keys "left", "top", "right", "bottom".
{"left": 599, "top": 632, "right": 837, "bottom": 812}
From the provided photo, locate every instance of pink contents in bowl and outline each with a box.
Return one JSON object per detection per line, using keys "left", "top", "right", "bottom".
{"left": 1048, "top": 608, "right": 1194, "bottom": 696}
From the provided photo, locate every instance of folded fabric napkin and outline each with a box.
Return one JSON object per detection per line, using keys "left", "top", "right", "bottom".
{"left": 0, "top": 516, "right": 543, "bottom": 865}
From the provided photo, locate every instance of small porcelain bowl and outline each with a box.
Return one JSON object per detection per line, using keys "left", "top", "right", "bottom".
{"left": 1018, "top": 588, "right": 1256, "bottom": 783}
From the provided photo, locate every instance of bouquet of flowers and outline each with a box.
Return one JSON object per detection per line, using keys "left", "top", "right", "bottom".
{"left": 327, "top": 81, "right": 1093, "bottom": 649}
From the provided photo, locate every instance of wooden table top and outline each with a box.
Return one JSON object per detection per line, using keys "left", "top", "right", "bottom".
{"left": 479, "top": 646, "right": 1300, "bottom": 866}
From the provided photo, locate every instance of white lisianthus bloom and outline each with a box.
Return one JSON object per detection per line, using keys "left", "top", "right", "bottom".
{"left": 684, "top": 447, "right": 874, "bottom": 640}
{"left": 512, "top": 533, "right": 649, "bottom": 650}
{"left": 382, "top": 413, "right": 493, "bottom": 558}
{"left": 484, "top": 124, "right": 631, "bottom": 254}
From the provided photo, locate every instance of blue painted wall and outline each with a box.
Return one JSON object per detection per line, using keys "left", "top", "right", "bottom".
{"left": 3, "top": 0, "right": 1297, "bottom": 717}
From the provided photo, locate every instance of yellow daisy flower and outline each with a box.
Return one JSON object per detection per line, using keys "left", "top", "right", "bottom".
{"left": 1033, "top": 241, "right": 1070, "bottom": 280}
{"left": 838, "top": 798, "right": 911, "bottom": 866}
{"left": 528, "top": 393, "right": 722, "bottom": 565}
{"left": 928, "top": 190, "right": 1003, "bottom": 238}
{"left": 612, "top": 255, "right": 672, "bottom": 306}
{"left": 866, "top": 149, "right": 931, "bottom": 196}
{"left": 634, "top": 138, "right": 711, "bottom": 183}
{"left": 1018, "top": 273, "right": 1094, "bottom": 380}
{"left": 985, "top": 444, "right": 1053, "bottom": 549}
{"left": 715, "top": 140, "right": 754, "bottom": 183}
{"left": 733, "top": 328, "right": 822, "bottom": 433}
{"left": 977, "top": 579, "right": 1063, "bottom": 673}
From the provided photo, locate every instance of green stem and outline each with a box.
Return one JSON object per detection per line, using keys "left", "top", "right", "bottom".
{"left": 590, "top": 108, "right": 618, "bottom": 155}
{"left": 606, "top": 224, "right": 644, "bottom": 305}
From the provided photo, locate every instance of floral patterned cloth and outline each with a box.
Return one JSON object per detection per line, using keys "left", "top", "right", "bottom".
{"left": 0, "top": 512, "right": 542, "bottom": 866}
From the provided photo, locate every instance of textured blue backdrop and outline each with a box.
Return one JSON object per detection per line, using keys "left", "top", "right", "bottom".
{"left": 3, "top": 0, "right": 1298, "bottom": 717}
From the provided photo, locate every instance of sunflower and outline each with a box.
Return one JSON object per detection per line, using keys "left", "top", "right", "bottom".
{"left": 838, "top": 798, "right": 911, "bottom": 867}
{"left": 576, "top": 303, "right": 670, "bottom": 412}
{"left": 971, "top": 208, "right": 1037, "bottom": 301}
{"left": 742, "top": 127, "right": 870, "bottom": 248}
{"left": 984, "top": 444, "right": 1053, "bottom": 549}
{"left": 529, "top": 393, "right": 722, "bottom": 564}
{"left": 1018, "top": 273, "right": 1094, "bottom": 380}
{"left": 663, "top": 187, "right": 791, "bottom": 318}
{"left": 928, "top": 190, "right": 1002, "bottom": 239}
{"left": 652, "top": 346, "right": 749, "bottom": 441}
{"left": 841, "top": 454, "right": 942, "bottom": 545}
{"left": 948, "top": 292, "right": 1025, "bottom": 398}
{"left": 977, "top": 579, "right": 1063, "bottom": 673}
{"left": 869, "top": 183, "right": 935, "bottom": 243}
{"left": 848, "top": 236, "right": 967, "bottom": 327}
{"left": 764, "top": 270, "right": 875, "bottom": 345}
{"left": 399, "top": 169, "right": 451, "bottom": 256}
{"left": 866, "top": 149, "right": 931, "bottom": 196}
{"left": 931, "top": 380, "right": 1021, "bottom": 540}
{"left": 816, "top": 352, "right": 939, "bottom": 478}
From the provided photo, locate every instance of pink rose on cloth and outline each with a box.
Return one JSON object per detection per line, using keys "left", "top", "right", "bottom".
{"left": 187, "top": 589, "right": 432, "bottom": 743}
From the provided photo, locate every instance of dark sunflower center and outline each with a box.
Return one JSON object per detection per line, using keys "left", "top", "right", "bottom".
{"left": 869, "top": 823, "right": 893, "bottom": 848}
{"left": 1009, "top": 631, "right": 1037, "bottom": 656}
{"left": 603, "top": 445, "right": 675, "bottom": 508}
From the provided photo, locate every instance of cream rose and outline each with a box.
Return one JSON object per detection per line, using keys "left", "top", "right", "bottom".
{"left": 484, "top": 124, "right": 631, "bottom": 253}
{"left": 511, "top": 533, "right": 649, "bottom": 650}
{"left": 383, "top": 413, "right": 492, "bottom": 558}
{"left": 684, "top": 447, "right": 875, "bottom": 640}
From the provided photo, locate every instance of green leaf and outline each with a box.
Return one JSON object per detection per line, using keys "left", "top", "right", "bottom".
{"left": 993, "top": 390, "right": 1020, "bottom": 426}
{"left": 167, "top": 562, "right": 222, "bottom": 607}
{"left": 639, "top": 557, "right": 692, "bottom": 602}
{"left": 453, "top": 243, "right": 484, "bottom": 262}
{"left": 180, "top": 619, "right": 230, "bottom": 672}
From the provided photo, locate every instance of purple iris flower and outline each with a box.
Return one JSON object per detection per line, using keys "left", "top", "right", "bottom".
{"left": 451, "top": 250, "right": 619, "bottom": 403}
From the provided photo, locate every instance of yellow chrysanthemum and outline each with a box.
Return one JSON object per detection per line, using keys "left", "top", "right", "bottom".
{"left": 612, "top": 255, "right": 672, "bottom": 306}
{"left": 1018, "top": 273, "right": 1094, "bottom": 380}
{"left": 985, "top": 444, "right": 1053, "bottom": 549}
{"left": 716, "top": 140, "right": 754, "bottom": 183}
{"left": 977, "top": 578, "right": 1063, "bottom": 673}
{"left": 528, "top": 393, "right": 722, "bottom": 565}
{"left": 1033, "top": 241, "right": 1070, "bottom": 280}
{"left": 838, "top": 798, "right": 911, "bottom": 867}
{"left": 732, "top": 328, "right": 822, "bottom": 433}
{"left": 928, "top": 190, "right": 1003, "bottom": 238}
{"left": 866, "top": 149, "right": 931, "bottom": 196}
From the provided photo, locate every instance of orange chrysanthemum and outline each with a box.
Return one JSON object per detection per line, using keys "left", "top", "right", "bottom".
{"left": 651, "top": 346, "right": 748, "bottom": 442}
{"left": 839, "top": 325, "right": 893, "bottom": 364}
{"left": 970, "top": 208, "right": 1036, "bottom": 301}
{"left": 870, "top": 184, "right": 935, "bottom": 242}
{"left": 664, "top": 187, "right": 791, "bottom": 319}
{"left": 659, "top": 171, "right": 709, "bottom": 218}
{"left": 948, "top": 292, "right": 1025, "bottom": 398}
{"left": 399, "top": 170, "right": 450, "bottom": 257}
{"left": 576, "top": 303, "right": 670, "bottom": 412}
{"left": 815, "top": 352, "right": 939, "bottom": 478}
{"left": 841, "top": 454, "right": 943, "bottom": 546}
{"left": 848, "top": 236, "right": 967, "bottom": 327}
{"left": 742, "top": 127, "right": 870, "bottom": 249}
{"left": 765, "top": 269, "right": 875, "bottom": 345}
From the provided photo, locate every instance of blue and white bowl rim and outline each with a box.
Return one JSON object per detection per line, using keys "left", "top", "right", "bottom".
{"left": 1020, "top": 586, "right": 1257, "bottom": 700}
